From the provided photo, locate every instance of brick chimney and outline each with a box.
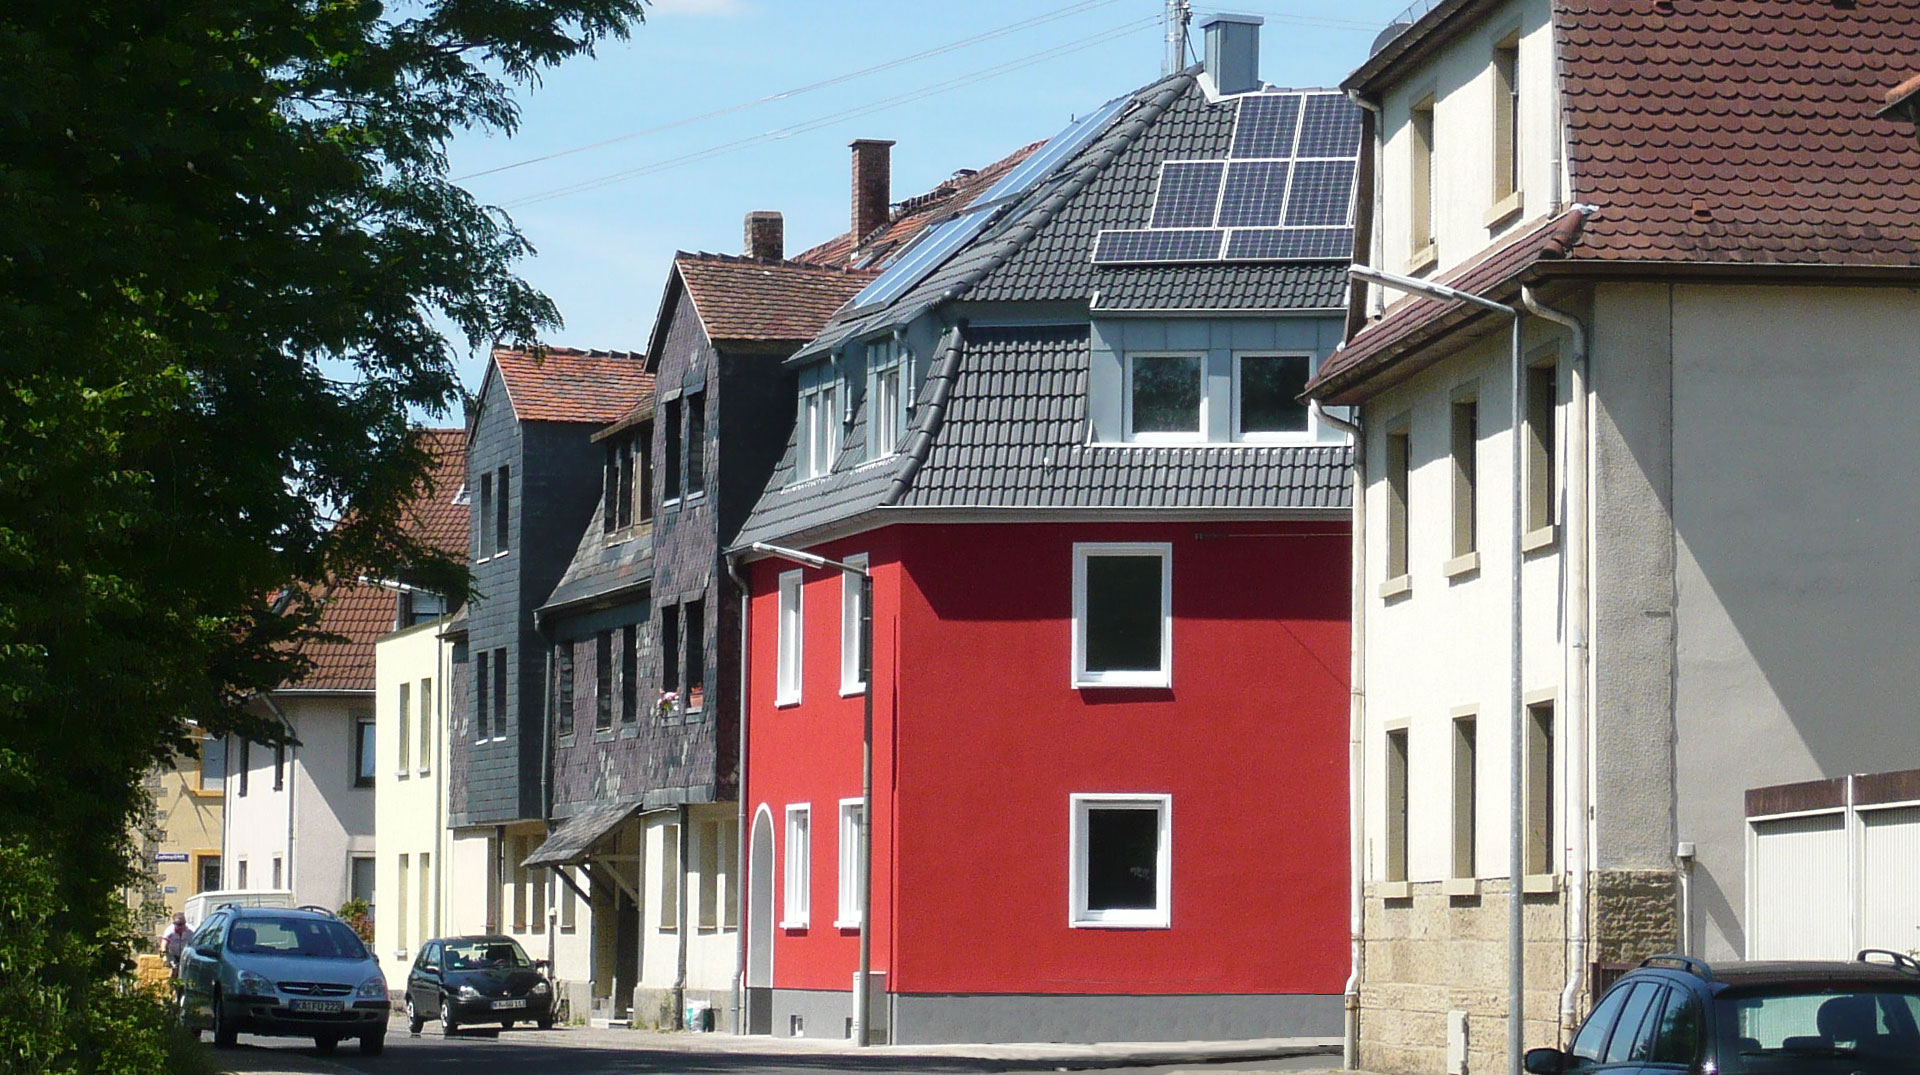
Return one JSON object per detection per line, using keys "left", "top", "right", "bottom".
{"left": 849, "top": 138, "right": 895, "bottom": 242}
{"left": 744, "top": 210, "right": 784, "bottom": 261}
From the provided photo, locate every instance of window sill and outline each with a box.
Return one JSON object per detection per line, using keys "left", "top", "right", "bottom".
{"left": 1483, "top": 191, "right": 1524, "bottom": 231}
{"left": 1522, "top": 873, "right": 1560, "bottom": 895}
{"left": 1403, "top": 244, "right": 1438, "bottom": 276}
{"left": 1443, "top": 551, "right": 1480, "bottom": 579}
{"left": 1443, "top": 877, "right": 1480, "bottom": 898}
{"left": 1073, "top": 676, "right": 1172, "bottom": 690}
{"left": 840, "top": 682, "right": 867, "bottom": 698}
{"left": 1521, "top": 524, "right": 1558, "bottom": 554}
{"left": 592, "top": 729, "right": 615, "bottom": 743}
{"left": 619, "top": 726, "right": 640, "bottom": 739}
{"left": 394, "top": 771, "right": 410, "bottom": 781}
{"left": 353, "top": 781, "right": 375, "bottom": 790}
{"left": 1375, "top": 880, "right": 1412, "bottom": 900}
{"left": 658, "top": 925, "right": 679, "bottom": 934}
{"left": 492, "top": 550, "right": 510, "bottom": 561}
{"left": 775, "top": 696, "right": 800, "bottom": 709}
{"left": 833, "top": 919, "right": 863, "bottom": 931}
{"left": 1070, "top": 916, "right": 1170, "bottom": 930}
{"left": 779, "top": 921, "right": 809, "bottom": 931}
{"left": 188, "top": 787, "right": 223, "bottom": 799}
{"left": 1378, "top": 574, "right": 1412, "bottom": 600}
{"left": 417, "top": 768, "right": 430, "bottom": 778}
{"left": 661, "top": 497, "right": 682, "bottom": 512}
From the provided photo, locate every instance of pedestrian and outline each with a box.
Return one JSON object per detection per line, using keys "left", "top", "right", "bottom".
{"left": 162, "top": 912, "right": 191, "bottom": 978}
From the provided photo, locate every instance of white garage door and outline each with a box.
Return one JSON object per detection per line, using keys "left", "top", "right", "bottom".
{"left": 1859, "top": 805, "right": 1920, "bottom": 955}
{"left": 1749, "top": 813, "right": 1849, "bottom": 960}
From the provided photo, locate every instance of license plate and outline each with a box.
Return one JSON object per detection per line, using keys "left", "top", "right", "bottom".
{"left": 491, "top": 998, "right": 527, "bottom": 1010}
{"left": 291, "top": 999, "right": 343, "bottom": 1013}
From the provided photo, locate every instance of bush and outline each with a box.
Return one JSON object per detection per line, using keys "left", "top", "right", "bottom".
{"left": 338, "top": 898, "right": 374, "bottom": 945}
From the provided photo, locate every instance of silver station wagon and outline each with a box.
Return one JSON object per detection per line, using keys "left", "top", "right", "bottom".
{"left": 177, "top": 904, "right": 390, "bottom": 1056}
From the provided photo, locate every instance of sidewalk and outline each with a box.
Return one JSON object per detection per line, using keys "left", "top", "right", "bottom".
{"left": 631, "top": 1028, "right": 1344, "bottom": 1064}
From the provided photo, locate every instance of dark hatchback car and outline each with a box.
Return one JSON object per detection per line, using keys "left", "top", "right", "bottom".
{"left": 403, "top": 935, "right": 554, "bottom": 1035}
{"left": 1527, "top": 950, "right": 1920, "bottom": 1075}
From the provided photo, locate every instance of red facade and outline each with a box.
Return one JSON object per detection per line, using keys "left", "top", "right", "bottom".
{"left": 745, "top": 519, "right": 1350, "bottom": 1000}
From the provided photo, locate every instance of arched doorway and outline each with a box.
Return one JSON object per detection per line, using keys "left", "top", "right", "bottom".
{"left": 746, "top": 805, "right": 775, "bottom": 1034}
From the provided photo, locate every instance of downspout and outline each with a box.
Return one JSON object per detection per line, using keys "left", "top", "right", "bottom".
{"left": 1522, "top": 285, "right": 1589, "bottom": 1042}
{"left": 1316, "top": 401, "right": 1366, "bottom": 1071}
{"left": 724, "top": 553, "right": 751, "bottom": 1035}
{"left": 673, "top": 804, "right": 690, "bottom": 1028}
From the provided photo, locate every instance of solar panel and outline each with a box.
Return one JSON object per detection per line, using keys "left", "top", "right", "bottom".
{"left": 1150, "top": 161, "right": 1226, "bottom": 228}
{"left": 977, "top": 93, "right": 1133, "bottom": 205}
{"left": 1216, "top": 160, "right": 1290, "bottom": 228}
{"left": 1282, "top": 160, "right": 1355, "bottom": 227}
{"left": 1230, "top": 93, "right": 1301, "bottom": 159}
{"left": 1223, "top": 227, "right": 1351, "bottom": 261}
{"left": 1092, "top": 229, "right": 1226, "bottom": 264}
{"left": 848, "top": 210, "right": 993, "bottom": 309}
{"left": 1295, "top": 93, "right": 1364, "bottom": 159}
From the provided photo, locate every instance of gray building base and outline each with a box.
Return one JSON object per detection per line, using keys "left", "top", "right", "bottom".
{"left": 631, "top": 986, "right": 737, "bottom": 1032}
{"left": 765, "top": 988, "right": 1340, "bottom": 1045}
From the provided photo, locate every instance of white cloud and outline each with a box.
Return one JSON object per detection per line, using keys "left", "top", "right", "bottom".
{"left": 647, "top": 0, "right": 749, "bottom": 16}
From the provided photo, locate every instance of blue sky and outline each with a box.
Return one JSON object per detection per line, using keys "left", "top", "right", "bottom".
{"left": 441, "top": 0, "right": 1414, "bottom": 398}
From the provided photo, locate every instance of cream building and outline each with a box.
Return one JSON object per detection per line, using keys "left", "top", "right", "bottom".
{"left": 373, "top": 609, "right": 454, "bottom": 967}
{"left": 1311, "top": 1, "right": 1920, "bottom": 1072}
{"left": 136, "top": 738, "right": 226, "bottom": 930}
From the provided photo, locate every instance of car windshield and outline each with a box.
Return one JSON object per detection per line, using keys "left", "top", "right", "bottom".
{"left": 226, "top": 916, "right": 367, "bottom": 960}
{"left": 442, "top": 939, "right": 531, "bottom": 971}
{"left": 1715, "top": 986, "right": 1920, "bottom": 1074}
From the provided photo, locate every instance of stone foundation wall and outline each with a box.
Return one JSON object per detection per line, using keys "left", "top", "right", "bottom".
{"left": 1357, "top": 880, "right": 1566, "bottom": 1075}
{"left": 630, "top": 986, "right": 737, "bottom": 1032}
{"left": 1590, "top": 869, "right": 1679, "bottom": 971}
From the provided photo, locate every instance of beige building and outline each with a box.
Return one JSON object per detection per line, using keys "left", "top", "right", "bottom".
{"left": 372, "top": 608, "right": 455, "bottom": 968}
{"left": 136, "top": 737, "right": 226, "bottom": 931}
{"left": 1309, "top": 1, "right": 1920, "bottom": 1072}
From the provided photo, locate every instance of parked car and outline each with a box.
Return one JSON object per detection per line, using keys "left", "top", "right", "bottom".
{"left": 177, "top": 904, "right": 389, "bottom": 1055}
{"left": 402, "top": 935, "right": 554, "bottom": 1035}
{"left": 1525, "top": 950, "right": 1920, "bottom": 1075}
{"left": 181, "top": 889, "right": 293, "bottom": 930}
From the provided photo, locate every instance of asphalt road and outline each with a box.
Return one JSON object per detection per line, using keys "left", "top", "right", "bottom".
{"left": 212, "top": 1021, "right": 1340, "bottom": 1075}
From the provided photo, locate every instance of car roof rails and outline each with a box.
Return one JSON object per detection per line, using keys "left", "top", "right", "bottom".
{"left": 1640, "top": 954, "right": 1714, "bottom": 981}
{"left": 1857, "top": 949, "right": 1920, "bottom": 975}
{"left": 295, "top": 905, "right": 339, "bottom": 917}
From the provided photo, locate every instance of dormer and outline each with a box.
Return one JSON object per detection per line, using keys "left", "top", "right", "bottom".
{"left": 1349, "top": 0, "right": 1560, "bottom": 287}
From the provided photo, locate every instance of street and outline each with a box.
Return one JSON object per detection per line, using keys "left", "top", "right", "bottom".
{"left": 212, "top": 1020, "right": 1342, "bottom": 1075}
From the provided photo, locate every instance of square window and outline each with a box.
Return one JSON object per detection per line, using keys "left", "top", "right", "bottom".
{"left": 783, "top": 805, "right": 810, "bottom": 928}
{"left": 776, "top": 571, "right": 803, "bottom": 705}
{"left": 1070, "top": 795, "right": 1171, "bottom": 928}
{"left": 1127, "top": 354, "right": 1203, "bottom": 440}
{"left": 1072, "top": 543, "right": 1171, "bottom": 688}
{"left": 1235, "top": 354, "right": 1312, "bottom": 439}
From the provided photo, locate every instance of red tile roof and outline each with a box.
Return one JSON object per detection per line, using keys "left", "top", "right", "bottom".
{"left": 1561, "top": 0, "right": 1920, "bottom": 266}
{"left": 403, "top": 428, "right": 469, "bottom": 561}
{"left": 492, "top": 347, "right": 654, "bottom": 424}
{"left": 795, "top": 141, "right": 1042, "bottom": 268}
{"left": 673, "top": 253, "right": 874, "bottom": 343}
{"left": 1310, "top": 210, "right": 1589, "bottom": 404}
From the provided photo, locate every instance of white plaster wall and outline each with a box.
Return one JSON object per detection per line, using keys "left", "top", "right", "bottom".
{"left": 222, "top": 717, "right": 291, "bottom": 894}
{"left": 448, "top": 828, "right": 495, "bottom": 935}
{"left": 1667, "top": 284, "right": 1920, "bottom": 960}
{"left": 1369, "top": 0, "right": 1559, "bottom": 282}
{"left": 223, "top": 695, "right": 375, "bottom": 909}
{"left": 1360, "top": 317, "right": 1571, "bottom": 886}
{"left": 374, "top": 621, "right": 449, "bottom": 964}
{"left": 637, "top": 807, "right": 740, "bottom": 995}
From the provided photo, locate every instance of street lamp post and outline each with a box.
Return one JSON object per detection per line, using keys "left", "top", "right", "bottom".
{"left": 749, "top": 542, "right": 875, "bottom": 1046}
{"left": 1349, "top": 265, "right": 1528, "bottom": 1075}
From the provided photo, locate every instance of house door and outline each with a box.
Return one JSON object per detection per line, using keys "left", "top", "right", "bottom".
{"left": 747, "top": 807, "right": 775, "bottom": 1034}
{"left": 613, "top": 888, "right": 639, "bottom": 1020}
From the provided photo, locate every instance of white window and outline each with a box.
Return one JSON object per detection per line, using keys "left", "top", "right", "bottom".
{"left": 866, "top": 340, "right": 907, "bottom": 459}
{"left": 776, "top": 570, "right": 803, "bottom": 705}
{"left": 782, "top": 805, "right": 811, "bottom": 928}
{"left": 796, "top": 380, "right": 841, "bottom": 481}
{"left": 836, "top": 798, "right": 866, "bottom": 928}
{"left": 840, "top": 554, "right": 869, "bottom": 696}
{"left": 1232, "top": 353, "right": 1314, "bottom": 441}
{"left": 1069, "top": 794, "right": 1171, "bottom": 928}
{"left": 418, "top": 677, "right": 432, "bottom": 773}
{"left": 1125, "top": 353, "right": 1205, "bottom": 442}
{"left": 396, "top": 682, "right": 411, "bottom": 779}
{"left": 697, "top": 820, "right": 721, "bottom": 931}
{"left": 1072, "top": 543, "right": 1172, "bottom": 688}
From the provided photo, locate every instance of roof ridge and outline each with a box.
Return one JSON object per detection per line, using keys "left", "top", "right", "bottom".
{"left": 675, "top": 249, "right": 877, "bottom": 275}
{"left": 496, "top": 345, "right": 645, "bottom": 361}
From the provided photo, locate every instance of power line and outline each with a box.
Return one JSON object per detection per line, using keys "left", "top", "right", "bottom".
{"left": 1190, "top": 6, "right": 1384, "bottom": 31}
{"left": 499, "top": 15, "right": 1161, "bottom": 210}
{"left": 456, "top": 0, "right": 1130, "bottom": 182}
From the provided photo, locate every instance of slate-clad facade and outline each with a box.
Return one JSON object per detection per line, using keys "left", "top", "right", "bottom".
{"left": 735, "top": 40, "right": 1358, "bottom": 1046}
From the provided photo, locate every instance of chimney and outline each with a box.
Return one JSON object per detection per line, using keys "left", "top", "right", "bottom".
{"left": 1197, "top": 13, "right": 1264, "bottom": 95}
{"left": 849, "top": 138, "right": 895, "bottom": 242}
{"left": 744, "top": 210, "right": 784, "bottom": 261}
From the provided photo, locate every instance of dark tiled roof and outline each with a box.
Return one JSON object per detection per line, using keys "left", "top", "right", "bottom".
{"left": 795, "top": 142, "right": 1042, "bottom": 268}
{"left": 733, "top": 324, "right": 1350, "bottom": 549}
{"left": 493, "top": 347, "right": 654, "bottom": 424}
{"left": 673, "top": 253, "right": 874, "bottom": 343}
{"left": 1559, "top": 0, "right": 1920, "bottom": 266}
{"left": 404, "top": 428, "right": 469, "bottom": 561}
{"left": 542, "top": 518, "right": 653, "bottom": 615}
{"left": 1308, "top": 210, "right": 1589, "bottom": 404}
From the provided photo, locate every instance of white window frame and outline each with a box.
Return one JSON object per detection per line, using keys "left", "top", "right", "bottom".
{"left": 866, "top": 340, "right": 907, "bottom": 460}
{"left": 839, "top": 554, "right": 869, "bottom": 696}
{"left": 1231, "top": 351, "right": 1318, "bottom": 443}
{"left": 1068, "top": 793, "right": 1172, "bottom": 928}
{"left": 776, "top": 570, "right": 803, "bottom": 706}
{"left": 782, "top": 804, "right": 811, "bottom": 929}
{"left": 795, "top": 380, "right": 841, "bottom": 482}
{"left": 395, "top": 681, "right": 411, "bottom": 779}
{"left": 1071, "top": 542, "right": 1173, "bottom": 688}
{"left": 836, "top": 797, "right": 865, "bottom": 929}
{"left": 1123, "top": 351, "right": 1207, "bottom": 444}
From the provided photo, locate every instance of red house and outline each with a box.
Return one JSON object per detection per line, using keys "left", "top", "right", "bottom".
{"left": 734, "top": 29, "right": 1356, "bottom": 1045}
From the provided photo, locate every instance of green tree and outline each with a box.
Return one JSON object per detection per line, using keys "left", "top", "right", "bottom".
{"left": 0, "top": 0, "right": 645, "bottom": 1068}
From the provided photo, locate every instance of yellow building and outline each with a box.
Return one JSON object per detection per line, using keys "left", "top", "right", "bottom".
{"left": 138, "top": 735, "right": 226, "bottom": 931}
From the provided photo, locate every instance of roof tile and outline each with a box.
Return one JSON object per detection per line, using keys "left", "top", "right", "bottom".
{"left": 494, "top": 347, "right": 654, "bottom": 425}
{"left": 672, "top": 253, "right": 874, "bottom": 342}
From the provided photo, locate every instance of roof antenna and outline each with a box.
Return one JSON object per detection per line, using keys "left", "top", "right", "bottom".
{"left": 1164, "top": 0, "right": 1192, "bottom": 76}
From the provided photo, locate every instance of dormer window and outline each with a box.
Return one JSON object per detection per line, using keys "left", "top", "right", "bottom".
{"left": 1233, "top": 354, "right": 1312, "bottom": 440}
{"left": 795, "top": 377, "right": 839, "bottom": 482}
{"left": 866, "top": 339, "right": 907, "bottom": 460}
{"left": 1126, "top": 353, "right": 1204, "bottom": 442}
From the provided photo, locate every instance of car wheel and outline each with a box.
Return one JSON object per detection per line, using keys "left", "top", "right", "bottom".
{"left": 211, "top": 990, "right": 237, "bottom": 1049}
{"left": 501, "top": 1018, "right": 515, "bottom": 1029}
{"left": 441, "top": 995, "right": 459, "bottom": 1036}
{"left": 359, "top": 1030, "right": 385, "bottom": 1056}
{"left": 313, "top": 1034, "right": 338, "bottom": 1054}
{"left": 536, "top": 1014, "right": 555, "bottom": 1031}
{"left": 175, "top": 986, "right": 201, "bottom": 1040}
{"left": 405, "top": 994, "right": 424, "bottom": 1034}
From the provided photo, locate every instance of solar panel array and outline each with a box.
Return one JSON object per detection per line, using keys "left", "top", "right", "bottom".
{"left": 1091, "top": 89, "right": 1362, "bottom": 266}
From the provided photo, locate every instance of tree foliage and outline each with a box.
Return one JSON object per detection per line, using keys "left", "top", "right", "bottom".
{"left": 0, "top": 0, "right": 645, "bottom": 1067}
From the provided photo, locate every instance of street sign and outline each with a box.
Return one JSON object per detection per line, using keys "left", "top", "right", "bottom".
{"left": 154, "top": 852, "right": 189, "bottom": 863}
